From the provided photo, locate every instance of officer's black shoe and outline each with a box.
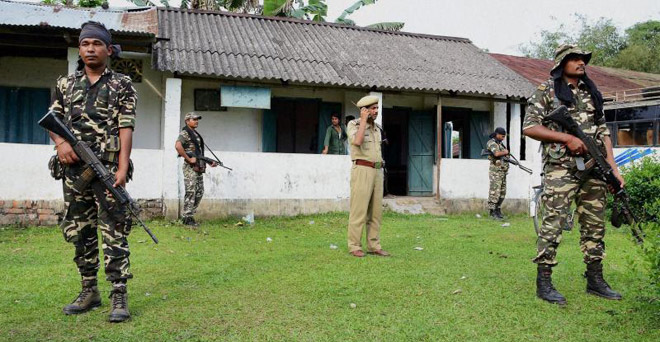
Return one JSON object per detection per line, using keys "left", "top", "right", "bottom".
{"left": 63, "top": 280, "right": 101, "bottom": 315}
{"left": 495, "top": 208, "right": 506, "bottom": 219}
{"left": 108, "top": 286, "right": 130, "bottom": 323}
{"left": 585, "top": 261, "right": 622, "bottom": 300}
{"left": 489, "top": 209, "right": 502, "bottom": 220}
{"left": 536, "top": 264, "right": 567, "bottom": 305}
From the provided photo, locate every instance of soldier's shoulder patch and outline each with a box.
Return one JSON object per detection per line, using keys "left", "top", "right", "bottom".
{"left": 537, "top": 84, "right": 548, "bottom": 91}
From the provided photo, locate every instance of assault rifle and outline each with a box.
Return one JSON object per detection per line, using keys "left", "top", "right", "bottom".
{"left": 185, "top": 151, "right": 232, "bottom": 171}
{"left": 481, "top": 149, "right": 533, "bottom": 174}
{"left": 38, "top": 111, "right": 158, "bottom": 244}
{"left": 543, "top": 105, "right": 643, "bottom": 243}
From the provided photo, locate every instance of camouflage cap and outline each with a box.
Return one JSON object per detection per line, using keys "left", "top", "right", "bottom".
{"left": 551, "top": 44, "right": 592, "bottom": 74}
{"left": 184, "top": 112, "right": 202, "bottom": 120}
{"left": 356, "top": 95, "right": 379, "bottom": 108}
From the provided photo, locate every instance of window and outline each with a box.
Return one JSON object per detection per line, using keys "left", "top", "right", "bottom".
{"left": 194, "top": 89, "right": 226, "bottom": 111}
{"left": 606, "top": 104, "right": 660, "bottom": 147}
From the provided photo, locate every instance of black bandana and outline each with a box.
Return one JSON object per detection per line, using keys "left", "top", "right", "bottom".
{"left": 79, "top": 21, "right": 122, "bottom": 58}
{"left": 551, "top": 66, "right": 604, "bottom": 122}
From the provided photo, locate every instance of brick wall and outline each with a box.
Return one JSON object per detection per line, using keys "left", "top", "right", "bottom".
{"left": 0, "top": 199, "right": 164, "bottom": 227}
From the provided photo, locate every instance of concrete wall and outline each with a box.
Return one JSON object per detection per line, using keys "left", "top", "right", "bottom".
{"left": 0, "top": 55, "right": 162, "bottom": 150}
{"left": 181, "top": 79, "right": 263, "bottom": 152}
{"left": 439, "top": 158, "right": 535, "bottom": 213}
{"left": 0, "top": 56, "right": 67, "bottom": 90}
{"left": 131, "top": 57, "right": 163, "bottom": 150}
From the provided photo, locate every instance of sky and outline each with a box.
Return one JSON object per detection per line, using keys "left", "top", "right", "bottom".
{"left": 26, "top": 0, "right": 660, "bottom": 55}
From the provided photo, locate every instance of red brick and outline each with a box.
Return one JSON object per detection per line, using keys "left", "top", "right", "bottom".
{"left": 37, "top": 209, "right": 55, "bottom": 215}
{"left": 12, "top": 200, "right": 21, "bottom": 209}
{"left": 6, "top": 208, "right": 25, "bottom": 214}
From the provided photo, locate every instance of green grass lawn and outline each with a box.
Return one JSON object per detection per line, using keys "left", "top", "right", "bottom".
{"left": 1, "top": 212, "right": 658, "bottom": 341}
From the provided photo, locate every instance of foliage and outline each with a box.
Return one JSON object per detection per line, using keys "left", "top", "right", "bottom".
{"left": 520, "top": 15, "right": 660, "bottom": 73}
{"left": 335, "top": 0, "right": 375, "bottom": 25}
{"left": 641, "top": 221, "right": 660, "bottom": 298}
{"left": 77, "top": 0, "right": 104, "bottom": 7}
{"left": 0, "top": 213, "right": 658, "bottom": 340}
{"left": 611, "top": 20, "right": 660, "bottom": 74}
{"left": 620, "top": 157, "right": 660, "bottom": 297}
{"left": 335, "top": 0, "right": 404, "bottom": 31}
{"left": 622, "top": 157, "right": 660, "bottom": 223}
{"left": 262, "top": 0, "right": 327, "bottom": 22}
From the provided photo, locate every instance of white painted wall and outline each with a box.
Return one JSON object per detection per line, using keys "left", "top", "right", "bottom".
{"left": 183, "top": 152, "right": 352, "bottom": 200}
{"left": 0, "top": 143, "right": 162, "bottom": 200}
{"left": 439, "top": 158, "right": 536, "bottom": 200}
{"left": 181, "top": 79, "right": 263, "bottom": 152}
{"left": 0, "top": 56, "right": 67, "bottom": 90}
{"left": 442, "top": 97, "right": 492, "bottom": 112}
{"left": 131, "top": 57, "right": 163, "bottom": 150}
{"left": 0, "top": 143, "right": 62, "bottom": 200}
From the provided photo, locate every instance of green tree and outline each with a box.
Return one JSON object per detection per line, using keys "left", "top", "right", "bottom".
{"left": 520, "top": 16, "right": 660, "bottom": 73}
{"left": 41, "top": 0, "right": 102, "bottom": 7}
{"left": 520, "top": 14, "right": 624, "bottom": 65}
{"left": 612, "top": 20, "right": 660, "bottom": 73}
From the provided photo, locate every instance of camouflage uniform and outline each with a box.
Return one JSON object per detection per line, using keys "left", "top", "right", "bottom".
{"left": 486, "top": 138, "right": 509, "bottom": 210}
{"left": 50, "top": 67, "right": 137, "bottom": 283}
{"left": 177, "top": 129, "right": 204, "bottom": 219}
{"left": 524, "top": 79, "right": 610, "bottom": 266}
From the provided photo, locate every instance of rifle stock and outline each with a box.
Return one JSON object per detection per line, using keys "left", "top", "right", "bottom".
{"left": 38, "top": 111, "right": 158, "bottom": 244}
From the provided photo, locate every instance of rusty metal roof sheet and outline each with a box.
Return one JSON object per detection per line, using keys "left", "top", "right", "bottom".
{"left": 154, "top": 8, "right": 533, "bottom": 98}
{"left": 489, "top": 53, "right": 660, "bottom": 95}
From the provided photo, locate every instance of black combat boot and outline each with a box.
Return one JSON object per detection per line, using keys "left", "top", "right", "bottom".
{"left": 495, "top": 208, "right": 506, "bottom": 219}
{"left": 63, "top": 279, "right": 101, "bottom": 315}
{"left": 489, "top": 209, "right": 501, "bottom": 220}
{"left": 585, "top": 261, "right": 622, "bottom": 300}
{"left": 182, "top": 216, "right": 199, "bottom": 227}
{"left": 536, "top": 264, "right": 567, "bottom": 305}
{"left": 108, "top": 285, "right": 130, "bottom": 323}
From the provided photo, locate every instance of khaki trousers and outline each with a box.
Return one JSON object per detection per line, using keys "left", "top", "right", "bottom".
{"left": 347, "top": 164, "right": 383, "bottom": 252}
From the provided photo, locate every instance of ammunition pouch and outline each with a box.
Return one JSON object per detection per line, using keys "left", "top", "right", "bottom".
{"left": 48, "top": 154, "right": 64, "bottom": 180}
{"left": 101, "top": 135, "right": 120, "bottom": 163}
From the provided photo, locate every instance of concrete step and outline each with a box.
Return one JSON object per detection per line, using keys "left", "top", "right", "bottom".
{"left": 383, "top": 196, "right": 447, "bottom": 216}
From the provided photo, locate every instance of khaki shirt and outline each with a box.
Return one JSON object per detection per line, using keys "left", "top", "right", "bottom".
{"left": 347, "top": 119, "right": 383, "bottom": 163}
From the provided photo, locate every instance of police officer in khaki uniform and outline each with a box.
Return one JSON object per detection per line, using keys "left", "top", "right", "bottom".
{"left": 346, "top": 95, "right": 390, "bottom": 257}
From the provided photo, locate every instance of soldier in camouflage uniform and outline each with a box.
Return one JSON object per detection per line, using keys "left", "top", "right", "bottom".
{"left": 486, "top": 127, "right": 510, "bottom": 220}
{"left": 175, "top": 113, "right": 217, "bottom": 226}
{"left": 523, "top": 44, "right": 625, "bottom": 305}
{"left": 48, "top": 22, "right": 137, "bottom": 322}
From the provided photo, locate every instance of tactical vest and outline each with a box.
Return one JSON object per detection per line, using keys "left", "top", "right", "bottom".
{"left": 61, "top": 71, "right": 123, "bottom": 163}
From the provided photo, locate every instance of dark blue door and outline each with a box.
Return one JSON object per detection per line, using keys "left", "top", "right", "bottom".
{"left": 408, "top": 111, "right": 434, "bottom": 196}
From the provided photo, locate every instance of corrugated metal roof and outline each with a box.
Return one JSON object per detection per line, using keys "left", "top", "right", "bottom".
{"left": 154, "top": 8, "right": 533, "bottom": 98}
{"left": 0, "top": 0, "right": 156, "bottom": 36}
{"left": 490, "top": 53, "right": 659, "bottom": 95}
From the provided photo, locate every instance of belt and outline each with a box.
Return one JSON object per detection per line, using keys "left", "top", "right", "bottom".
{"left": 354, "top": 159, "right": 382, "bottom": 169}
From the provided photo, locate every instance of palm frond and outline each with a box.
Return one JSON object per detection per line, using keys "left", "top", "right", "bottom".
{"left": 366, "top": 21, "right": 404, "bottom": 32}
